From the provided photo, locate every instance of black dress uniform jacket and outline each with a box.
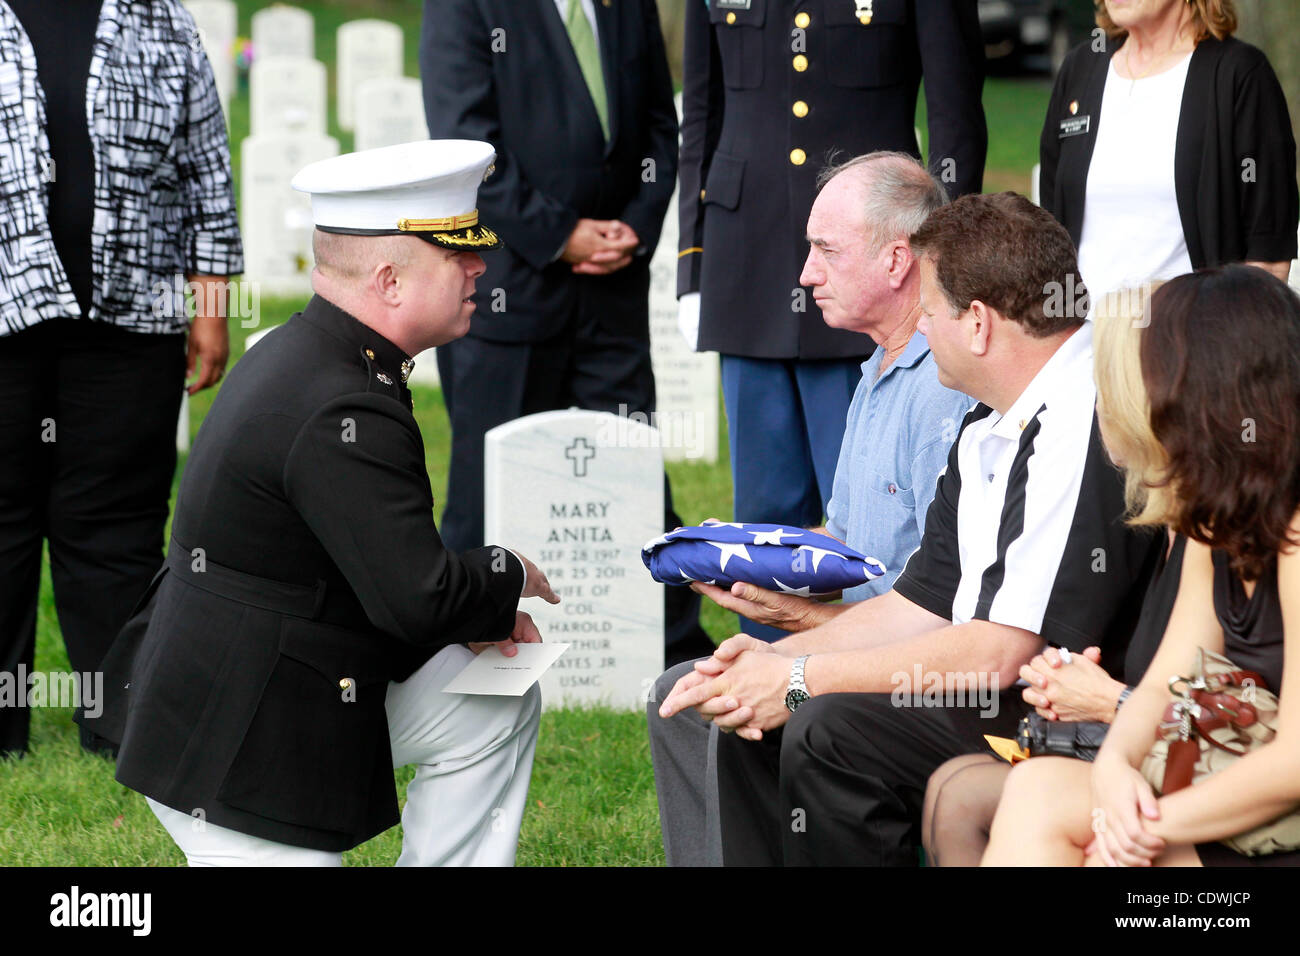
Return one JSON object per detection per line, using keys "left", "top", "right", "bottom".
{"left": 678, "top": 0, "right": 987, "bottom": 359}
{"left": 420, "top": 0, "right": 679, "bottom": 344}
{"left": 1041, "top": 35, "right": 1298, "bottom": 270}
{"left": 88, "top": 296, "right": 525, "bottom": 852}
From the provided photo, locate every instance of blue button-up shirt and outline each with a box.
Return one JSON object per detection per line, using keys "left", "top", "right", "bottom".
{"left": 825, "top": 330, "right": 973, "bottom": 603}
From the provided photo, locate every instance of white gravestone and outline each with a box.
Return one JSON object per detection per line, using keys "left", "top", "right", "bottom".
{"left": 176, "top": 392, "right": 189, "bottom": 453}
{"left": 336, "top": 19, "right": 404, "bottom": 132}
{"left": 252, "top": 4, "right": 315, "bottom": 60}
{"left": 354, "top": 76, "right": 430, "bottom": 153}
{"left": 250, "top": 55, "right": 327, "bottom": 136}
{"left": 649, "top": 183, "right": 720, "bottom": 463}
{"left": 241, "top": 133, "right": 339, "bottom": 297}
{"left": 244, "top": 326, "right": 280, "bottom": 351}
{"left": 485, "top": 410, "right": 665, "bottom": 710}
{"left": 183, "top": 0, "right": 236, "bottom": 120}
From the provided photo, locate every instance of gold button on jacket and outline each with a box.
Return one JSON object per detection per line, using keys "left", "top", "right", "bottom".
{"left": 794, "top": 12, "right": 810, "bottom": 28}
{"left": 792, "top": 100, "right": 809, "bottom": 118}
{"left": 789, "top": 148, "right": 806, "bottom": 166}
{"left": 792, "top": 54, "right": 808, "bottom": 72}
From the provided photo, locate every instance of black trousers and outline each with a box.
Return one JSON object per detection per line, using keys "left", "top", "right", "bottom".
{"left": 436, "top": 296, "right": 714, "bottom": 667}
{"left": 0, "top": 319, "right": 185, "bottom": 756}
{"left": 715, "top": 690, "right": 1029, "bottom": 865}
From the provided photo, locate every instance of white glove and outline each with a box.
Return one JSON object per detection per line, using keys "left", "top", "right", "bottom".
{"left": 677, "top": 292, "right": 701, "bottom": 352}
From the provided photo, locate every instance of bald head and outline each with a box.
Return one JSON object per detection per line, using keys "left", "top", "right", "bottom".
{"left": 816, "top": 151, "right": 948, "bottom": 253}
{"left": 312, "top": 230, "right": 417, "bottom": 282}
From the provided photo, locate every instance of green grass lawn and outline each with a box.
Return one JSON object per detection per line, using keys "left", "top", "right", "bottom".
{"left": 0, "top": 1, "right": 1052, "bottom": 866}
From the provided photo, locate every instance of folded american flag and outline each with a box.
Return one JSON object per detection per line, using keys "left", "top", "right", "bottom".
{"left": 641, "top": 522, "right": 886, "bottom": 596}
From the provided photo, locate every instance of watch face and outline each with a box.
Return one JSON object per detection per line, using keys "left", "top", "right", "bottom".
{"left": 785, "top": 688, "right": 811, "bottom": 713}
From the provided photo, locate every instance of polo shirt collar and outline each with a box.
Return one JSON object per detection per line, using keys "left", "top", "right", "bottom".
{"left": 861, "top": 328, "right": 932, "bottom": 381}
{"left": 987, "top": 323, "right": 1092, "bottom": 441}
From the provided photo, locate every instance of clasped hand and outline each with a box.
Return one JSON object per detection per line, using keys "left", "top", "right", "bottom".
{"left": 658, "top": 635, "right": 793, "bottom": 741}
{"left": 1019, "top": 645, "right": 1124, "bottom": 722}
{"left": 562, "top": 218, "right": 640, "bottom": 275}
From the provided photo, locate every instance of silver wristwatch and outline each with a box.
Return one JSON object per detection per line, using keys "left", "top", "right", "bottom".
{"left": 785, "top": 655, "right": 811, "bottom": 713}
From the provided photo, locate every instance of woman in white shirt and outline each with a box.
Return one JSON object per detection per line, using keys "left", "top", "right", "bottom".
{"left": 1039, "top": 0, "right": 1295, "bottom": 308}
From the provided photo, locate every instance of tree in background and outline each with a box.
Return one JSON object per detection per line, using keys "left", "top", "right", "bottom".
{"left": 1235, "top": 0, "right": 1300, "bottom": 186}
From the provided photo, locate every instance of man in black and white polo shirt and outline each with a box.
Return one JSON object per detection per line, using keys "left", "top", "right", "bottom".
{"left": 659, "top": 192, "right": 1162, "bottom": 866}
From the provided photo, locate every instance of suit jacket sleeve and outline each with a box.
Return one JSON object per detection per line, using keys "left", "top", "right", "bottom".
{"left": 1233, "top": 50, "right": 1299, "bottom": 263}
{"left": 676, "top": 0, "right": 722, "bottom": 297}
{"left": 615, "top": 0, "right": 679, "bottom": 258}
{"left": 420, "top": 0, "right": 579, "bottom": 271}
{"left": 1039, "top": 48, "right": 1073, "bottom": 224}
{"left": 915, "top": 0, "right": 987, "bottom": 198}
{"left": 283, "top": 392, "right": 524, "bottom": 648}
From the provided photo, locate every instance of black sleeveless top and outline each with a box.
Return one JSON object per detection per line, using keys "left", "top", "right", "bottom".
{"left": 1123, "top": 534, "right": 1185, "bottom": 686}
{"left": 1122, "top": 537, "right": 1285, "bottom": 693}
{"left": 1212, "top": 550, "right": 1285, "bottom": 693}
{"left": 1129, "top": 540, "right": 1292, "bottom": 867}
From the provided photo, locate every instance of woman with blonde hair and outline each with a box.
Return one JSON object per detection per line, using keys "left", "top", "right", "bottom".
{"left": 982, "top": 264, "right": 1300, "bottom": 866}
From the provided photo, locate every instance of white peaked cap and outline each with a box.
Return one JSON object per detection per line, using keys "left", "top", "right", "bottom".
{"left": 290, "top": 139, "right": 501, "bottom": 249}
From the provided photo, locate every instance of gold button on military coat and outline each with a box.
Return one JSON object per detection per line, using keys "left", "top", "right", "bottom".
{"left": 676, "top": 0, "right": 989, "bottom": 359}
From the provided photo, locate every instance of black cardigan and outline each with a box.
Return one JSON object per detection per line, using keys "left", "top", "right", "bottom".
{"left": 1040, "top": 35, "right": 1298, "bottom": 270}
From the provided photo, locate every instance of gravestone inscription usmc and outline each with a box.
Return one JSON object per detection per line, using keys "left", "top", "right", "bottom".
{"left": 484, "top": 410, "right": 664, "bottom": 709}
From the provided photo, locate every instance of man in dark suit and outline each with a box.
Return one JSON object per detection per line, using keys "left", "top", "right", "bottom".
{"left": 420, "top": 0, "right": 715, "bottom": 666}
{"left": 86, "top": 141, "right": 559, "bottom": 866}
{"left": 677, "top": 0, "right": 987, "bottom": 639}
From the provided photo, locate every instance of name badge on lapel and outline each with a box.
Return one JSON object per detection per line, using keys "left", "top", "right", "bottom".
{"left": 715, "top": 0, "right": 752, "bottom": 8}
{"left": 1059, "top": 115, "right": 1091, "bottom": 139}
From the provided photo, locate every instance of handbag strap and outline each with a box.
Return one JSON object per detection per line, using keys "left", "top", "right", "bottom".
{"left": 1190, "top": 689, "right": 1261, "bottom": 757}
{"left": 1209, "top": 669, "right": 1266, "bottom": 690}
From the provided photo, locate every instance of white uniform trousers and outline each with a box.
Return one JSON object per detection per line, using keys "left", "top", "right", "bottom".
{"left": 148, "top": 644, "right": 541, "bottom": 866}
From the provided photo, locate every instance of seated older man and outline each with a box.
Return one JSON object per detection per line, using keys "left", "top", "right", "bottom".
{"left": 647, "top": 152, "right": 974, "bottom": 866}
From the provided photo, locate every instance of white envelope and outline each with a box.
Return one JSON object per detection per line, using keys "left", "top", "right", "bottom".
{"left": 441, "top": 643, "right": 570, "bottom": 697}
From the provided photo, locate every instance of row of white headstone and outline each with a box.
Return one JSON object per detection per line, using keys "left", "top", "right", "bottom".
{"left": 183, "top": 2, "right": 427, "bottom": 301}
{"left": 184, "top": 2, "right": 413, "bottom": 132}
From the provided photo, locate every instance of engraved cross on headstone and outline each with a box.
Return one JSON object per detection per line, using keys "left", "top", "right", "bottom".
{"left": 565, "top": 437, "right": 596, "bottom": 477}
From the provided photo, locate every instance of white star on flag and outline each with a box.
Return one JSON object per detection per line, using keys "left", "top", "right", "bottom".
{"left": 771, "top": 577, "right": 812, "bottom": 596}
{"left": 795, "top": 545, "right": 842, "bottom": 573}
{"left": 749, "top": 527, "right": 800, "bottom": 546}
{"left": 709, "top": 540, "right": 753, "bottom": 572}
{"left": 681, "top": 569, "right": 716, "bottom": 585}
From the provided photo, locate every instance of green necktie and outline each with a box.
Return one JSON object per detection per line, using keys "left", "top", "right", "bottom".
{"left": 565, "top": 0, "right": 609, "bottom": 140}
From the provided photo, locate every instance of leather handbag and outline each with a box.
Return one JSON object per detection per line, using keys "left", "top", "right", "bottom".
{"left": 1140, "top": 647, "right": 1300, "bottom": 856}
